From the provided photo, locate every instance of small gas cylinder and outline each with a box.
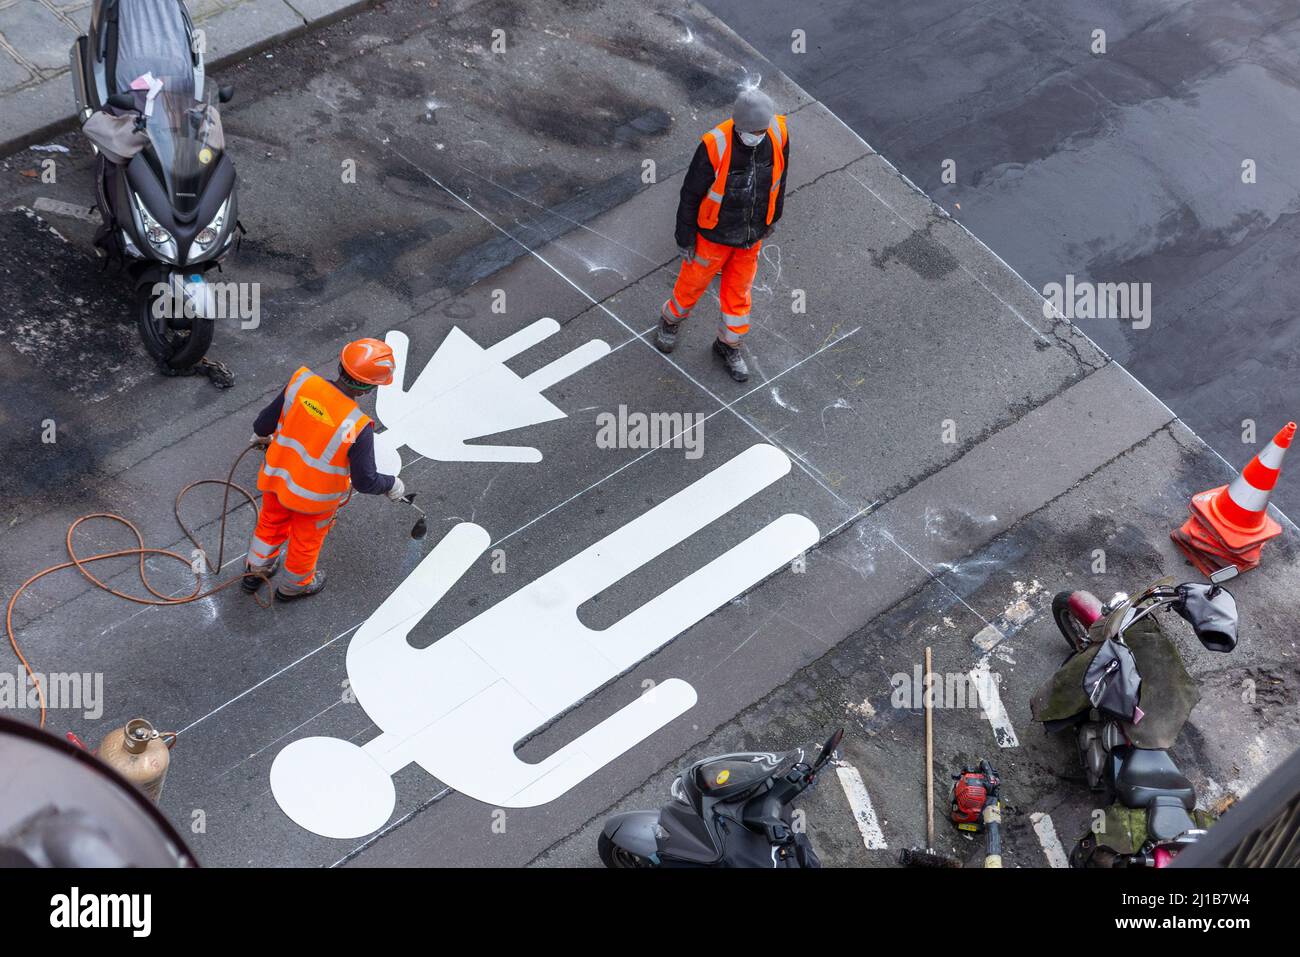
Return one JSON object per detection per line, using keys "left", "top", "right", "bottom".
{"left": 96, "top": 718, "right": 175, "bottom": 803}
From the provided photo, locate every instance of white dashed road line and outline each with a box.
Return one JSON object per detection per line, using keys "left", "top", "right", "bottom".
{"left": 1030, "top": 811, "right": 1070, "bottom": 868}
{"left": 970, "top": 653, "right": 1020, "bottom": 748}
{"left": 834, "top": 761, "right": 888, "bottom": 850}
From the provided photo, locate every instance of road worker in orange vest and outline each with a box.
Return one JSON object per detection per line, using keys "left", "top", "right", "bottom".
{"left": 658, "top": 87, "right": 789, "bottom": 382}
{"left": 242, "top": 338, "right": 406, "bottom": 601}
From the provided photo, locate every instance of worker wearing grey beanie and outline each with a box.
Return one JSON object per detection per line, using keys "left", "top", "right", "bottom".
{"left": 657, "top": 87, "right": 790, "bottom": 383}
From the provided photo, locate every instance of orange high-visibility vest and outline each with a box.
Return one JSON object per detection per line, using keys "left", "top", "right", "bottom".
{"left": 696, "top": 115, "right": 788, "bottom": 231}
{"left": 258, "top": 367, "right": 371, "bottom": 514}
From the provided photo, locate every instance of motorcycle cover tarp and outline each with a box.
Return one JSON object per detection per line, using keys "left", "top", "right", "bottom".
{"left": 114, "top": 0, "right": 196, "bottom": 96}
{"left": 1085, "top": 804, "right": 1216, "bottom": 856}
{"left": 80, "top": 109, "right": 148, "bottom": 165}
{"left": 1031, "top": 615, "right": 1200, "bottom": 749}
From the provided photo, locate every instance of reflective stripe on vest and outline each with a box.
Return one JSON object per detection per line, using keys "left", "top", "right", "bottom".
{"left": 765, "top": 115, "right": 787, "bottom": 223}
{"left": 258, "top": 367, "right": 371, "bottom": 513}
{"left": 695, "top": 115, "right": 788, "bottom": 231}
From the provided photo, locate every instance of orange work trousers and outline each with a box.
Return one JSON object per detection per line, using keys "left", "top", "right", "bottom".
{"left": 664, "top": 235, "right": 762, "bottom": 344}
{"left": 247, "top": 490, "right": 337, "bottom": 586}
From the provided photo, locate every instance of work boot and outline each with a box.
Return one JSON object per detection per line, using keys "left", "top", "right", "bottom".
{"left": 712, "top": 338, "right": 750, "bottom": 382}
{"left": 241, "top": 559, "right": 279, "bottom": 594}
{"left": 655, "top": 316, "right": 681, "bottom": 354}
{"left": 275, "top": 569, "right": 328, "bottom": 602}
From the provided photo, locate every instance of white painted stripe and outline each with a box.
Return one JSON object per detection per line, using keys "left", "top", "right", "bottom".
{"left": 970, "top": 654, "right": 1019, "bottom": 748}
{"left": 523, "top": 339, "right": 610, "bottom": 393}
{"left": 971, "top": 624, "right": 1002, "bottom": 653}
{"left": 835, "top": 763, "right": 887, "bottom": 850}
{"left": 33, "top": 197, "right": 101, "bottom": 223}
{"left": 1030, "top": 812, "right": 1069, "bottom": 868}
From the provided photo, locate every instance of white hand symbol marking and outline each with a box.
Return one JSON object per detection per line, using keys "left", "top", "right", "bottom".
{"left": 372, "top": 319, "right": 609, "bottom": 473}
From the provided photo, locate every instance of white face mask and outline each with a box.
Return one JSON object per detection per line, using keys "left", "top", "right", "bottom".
{"left": 738, "top": 130, "right": 766, "bottom": 147}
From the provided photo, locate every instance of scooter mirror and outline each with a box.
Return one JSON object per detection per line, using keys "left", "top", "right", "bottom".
{"left": 1174, "top": 582, "right": 1238, "bottom": 652}
{"left": 218, "top": 85, "right": 235, "bottom": 104}
{"left": 814, "top": 728, "right": 844, "bottom": 769}
{"left": 1209, "top": 565, "right": 1239, "bottom": 585}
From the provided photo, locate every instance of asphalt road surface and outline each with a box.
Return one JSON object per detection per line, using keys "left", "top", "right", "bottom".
{"left": 0, "top": 0, "right": 1296, "bottom": 868}
{"left": 703, "top": 0, "right": 1300, "bottom": 518}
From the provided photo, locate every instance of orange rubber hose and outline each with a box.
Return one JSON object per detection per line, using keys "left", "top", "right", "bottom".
{"left": 6, "top": 444, "right": 271, "bottom": 729}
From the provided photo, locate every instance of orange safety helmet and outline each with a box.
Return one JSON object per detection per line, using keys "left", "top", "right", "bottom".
{"left": 339, "top": 338, "right": 396, "bottom": 386}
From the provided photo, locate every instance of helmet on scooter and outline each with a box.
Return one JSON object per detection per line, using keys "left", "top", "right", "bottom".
{"left": 339, "top": 338, "right": 396, "bottom": 388}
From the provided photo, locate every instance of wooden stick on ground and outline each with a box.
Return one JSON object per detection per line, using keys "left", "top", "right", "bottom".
{"left": 924, "top": 645, "right": 935, "bottom": 850}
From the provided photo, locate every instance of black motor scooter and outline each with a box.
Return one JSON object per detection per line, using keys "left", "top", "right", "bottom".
{"left": 1031, "top": 566, "right": 1240, "bottom": 867}
{"left": 70, "top": 0, "right": 242, "bottom": 379}
{"left": 598, "top": 729, "right": 842, "bottom": 868}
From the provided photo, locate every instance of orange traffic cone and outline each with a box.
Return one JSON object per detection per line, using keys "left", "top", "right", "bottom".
{"left": 1172, "top": 421, "right": 1294, "bottom": 573}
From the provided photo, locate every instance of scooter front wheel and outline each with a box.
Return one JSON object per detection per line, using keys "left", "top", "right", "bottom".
{"left": 598, "top": 832, "right": 653, "bottom": 868}
{"left": 1052, "top": 591, "right": 1092, "bottom": 653}
{"left": 136, "top": 284, "right": 215, "bottom": 371}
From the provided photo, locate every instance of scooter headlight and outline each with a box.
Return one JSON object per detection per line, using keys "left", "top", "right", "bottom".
{"left": 191, "top": 198, "right": 230, "bottom": 259}
{"left": 131, "top": 193, "right": 177, "bottom": 263}
{"left": 670, "top": 775, "right": 690, "bottom": 806}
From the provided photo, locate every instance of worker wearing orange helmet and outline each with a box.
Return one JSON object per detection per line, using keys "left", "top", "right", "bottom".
{"left": 242, "top": 338, "right": 405, "bottom": 601}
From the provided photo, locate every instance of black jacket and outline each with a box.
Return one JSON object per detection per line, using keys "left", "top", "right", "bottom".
{"left": 675, "top": 126, "right": 790, "bottom": 250}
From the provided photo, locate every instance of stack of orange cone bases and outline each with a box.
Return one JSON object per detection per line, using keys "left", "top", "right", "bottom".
{"left": 1173, "top": 422, "right": 1295, "bottom": 575}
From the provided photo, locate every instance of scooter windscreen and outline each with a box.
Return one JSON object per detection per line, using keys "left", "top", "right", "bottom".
{"left": 137, "top": 85, "right": 225, "bottom": 219}
{"left": 1173, "top": 583, "right": 1239, "bottom": 652}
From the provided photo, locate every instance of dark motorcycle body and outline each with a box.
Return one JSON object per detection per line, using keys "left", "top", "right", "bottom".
{"left": 599, "top": 730, "right": 841, "bottom": 868}
{"left": 70, "top": 0, "right": 241, "bottom": 373}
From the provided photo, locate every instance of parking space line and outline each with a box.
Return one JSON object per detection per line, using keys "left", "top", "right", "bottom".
{"left": 969, "top": 653, "right": 1019, "bottom": 748}
{"left": 1030, "top": 811, "right": 1070, "bottom": 868}
{"left": 834, "top": 761, "right": 887, "bottom": 850}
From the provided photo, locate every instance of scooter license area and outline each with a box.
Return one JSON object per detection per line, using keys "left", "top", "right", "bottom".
{"left": 0, "top": 0, "right": 1295, "bottom": 918}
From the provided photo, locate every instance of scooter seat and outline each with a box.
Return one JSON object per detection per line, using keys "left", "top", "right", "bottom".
{"left": 1147, "top": 796, "right": 1196, "bottom": 842}
{"left": 1114, "top": 748, "right": 1195, "bottom": 809}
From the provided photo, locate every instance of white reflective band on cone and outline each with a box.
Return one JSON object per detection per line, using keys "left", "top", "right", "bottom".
{"left": 1227, "top": 474, "right": 1271, "bottom": 512}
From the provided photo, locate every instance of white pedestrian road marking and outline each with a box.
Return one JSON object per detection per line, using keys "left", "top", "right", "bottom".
{"left": 1030, "top": 811, "right": 1070, "bottom": 868}
{"left": 835, "top": 762, "right": 887, "bottom": 850}
{"left": 270, "top": 444, "right": 819, "bottom": 838}
{"left": 373, "top": 319, "right": 609, "bottom": 472}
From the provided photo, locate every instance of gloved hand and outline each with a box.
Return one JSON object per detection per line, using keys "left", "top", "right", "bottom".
{"left": 385, "top": 476, "right": 407, "bottom": 502}
{"left": 250, "top": 433, "right": 272, "bottom": 450}
{"left": 677, "top": 244, "right": 696, "bottom": 265}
